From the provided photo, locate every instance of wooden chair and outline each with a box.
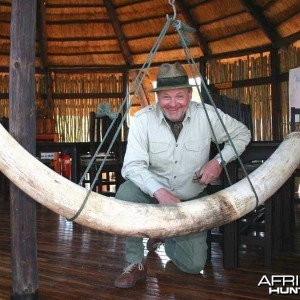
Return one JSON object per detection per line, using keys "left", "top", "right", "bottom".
{"left": 223, "top": 107, "right": 298, "bottom": 267}
{"left": 208, "top": 149, "right": 294, "bottom": 267}
{"left": 236, "top": 159, "right": 293, "bottom": 264}
{"left": 291, "top": 107, "right": 300, "bottom": 132}
{"left": 207, "top": 95, "right": 253, "bottom": 264}
{"left": 80, "top": 112, "right": 124, "bottom": 196}
{"left": 207, "top": 97, "right": 294, "bottom": 267}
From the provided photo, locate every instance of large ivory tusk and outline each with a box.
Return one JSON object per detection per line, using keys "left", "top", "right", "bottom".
{"left": 0, "top": 124, "right": 299, "bottom": 237}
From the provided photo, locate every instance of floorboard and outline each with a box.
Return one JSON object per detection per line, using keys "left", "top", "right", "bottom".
{"left": 0, "top": 200, "right": 299, "bottom": 300}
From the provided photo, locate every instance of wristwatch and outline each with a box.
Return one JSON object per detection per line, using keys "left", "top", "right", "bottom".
{"left": 214, "top": 155, "right": 226, "bottom": 168}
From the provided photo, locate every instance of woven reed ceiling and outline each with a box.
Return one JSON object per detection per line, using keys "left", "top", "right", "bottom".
{"left": 0, "top": 0, "right": 300, "bottom": 71}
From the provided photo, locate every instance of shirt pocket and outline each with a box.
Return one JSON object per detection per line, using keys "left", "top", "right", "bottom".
{"left": 149, "top": 142, "right": 170, "bottom": 171}
{"left": 183, "top": 138, "right": 210, "bottom": 173}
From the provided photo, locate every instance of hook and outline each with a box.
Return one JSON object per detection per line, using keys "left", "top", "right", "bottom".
{"left": 168, "top": 0, "right": 177, "bottom": 20}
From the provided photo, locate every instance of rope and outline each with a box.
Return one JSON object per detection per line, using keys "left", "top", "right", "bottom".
{"left": 68, "top": 16, "right": 173, "bottom": 221}
{"left": 69, "top": 1, "right": 259, "bottom": 221}
{"left": 173, "top": 19, "right": 260, "bottom": 209}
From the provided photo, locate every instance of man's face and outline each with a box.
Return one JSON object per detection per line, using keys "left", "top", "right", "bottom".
{"left": 157, "top": 88, "right": 192, "bottom": 122}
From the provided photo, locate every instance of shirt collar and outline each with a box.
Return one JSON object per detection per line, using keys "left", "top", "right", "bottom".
{"left": 156, "top": 104, "right": 165, "bottom": 124}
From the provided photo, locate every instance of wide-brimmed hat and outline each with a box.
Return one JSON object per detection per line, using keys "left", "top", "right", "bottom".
{"left": 149, "top": 62, "right": 194, "bottom": 92}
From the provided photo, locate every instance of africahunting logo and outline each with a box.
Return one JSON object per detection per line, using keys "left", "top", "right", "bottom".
{"left": 258, "top": 275, "right": 299, "bottom": 295}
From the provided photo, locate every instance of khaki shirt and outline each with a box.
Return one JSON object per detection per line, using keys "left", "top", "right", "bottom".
{"left": 122, "top": 101, "right": 251, "bottom": 200}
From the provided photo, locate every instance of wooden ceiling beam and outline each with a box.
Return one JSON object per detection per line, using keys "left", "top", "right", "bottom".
{"left": 132, "top": 45, "right": 200, "bottom": 56}
{"left": 115, "top": 0, "right": 151, "bottom": 10}
{"left": 0, "top": 34, "right": 9, "bottom": 39}
{"left": 0, "top": 1, "right": 10, "bottom": 7}
{"left": 175, "top": 0, "right": 210, "bottom": 55}
{"left": 47, "top": 36, "right": 116, "bottom": 42}
{"left": 46, "top": 3, "right": 104, "bottom": 9}
{"left": 126, "top": 32, "right": 177, "bottom": 42}
{"left": 208, "top": 27, "right": 260, "bottom": 43}
{"left": 0, "top": 19, "right": 10, "bottom": 24}
{"left": 201, "top": 45, "right": 271, "bottom": 61}
{"left": 103, "top": 0, "right": 133, "bottom": 66}
{"left": 199, "top": 9, "right": 245, "bottom": 26}
{"left": 121, "top": 14, "right": 169, "bottom": 25}
{"left": 278, "top": 9, "right": 300, "bottom": 26}
{"left": 45, "top": 32, "right": 176, "bottom": 42}
{"left": 47, "top": 50, "right": 122, "bottom": 56}
{"left": 279, "top": 30, "right": 300, "bottom": 47}
{"left": 47, "top": 19, "right": 111, "bottom": 25}
{"left": 240, "top": 0, "right": 281, "bottom": 48}
{"left": 262, "top": 0, "right": 278, "bottom": 10}
{"left": 47, "top": 66, "right": 127, "bottom": 74}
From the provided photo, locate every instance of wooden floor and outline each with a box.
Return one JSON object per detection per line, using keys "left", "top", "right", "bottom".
{"left": 0, "top": 199, "right": 300, "bottom": 300}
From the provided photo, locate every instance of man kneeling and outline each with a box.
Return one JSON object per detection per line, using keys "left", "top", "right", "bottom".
{"left": 114, "top": 62, "right": 251, "bottom": 288}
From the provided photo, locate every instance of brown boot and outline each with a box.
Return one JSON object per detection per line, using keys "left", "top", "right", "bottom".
{"left": 114, "top": 261, "right": 147, "bottom": 288}
{"left": 146, "top": 238, "right": 164, "bottom": 252}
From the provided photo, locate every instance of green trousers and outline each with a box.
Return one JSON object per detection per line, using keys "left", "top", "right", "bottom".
{"left": 115, "top": 180, "right": 208, "bottom": 274}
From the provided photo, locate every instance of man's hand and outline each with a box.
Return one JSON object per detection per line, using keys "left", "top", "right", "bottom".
{"left": 197, "top": 159, "right": 223, "bottom": 185}
{"left": 153, "top": 188, "right": 181, "bottom": 204}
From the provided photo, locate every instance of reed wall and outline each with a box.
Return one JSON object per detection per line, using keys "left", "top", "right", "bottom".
{"left": 0, "top": 46, "right": 299, "bottom": 142}
{"left": 52, "top": 73, "right": 123, "bottom": 142}
{"left": 0, "top": 73, "right": 124, "bottom": 142}
{"left": 206, "top": 46, "right": 300, "bottom": 140}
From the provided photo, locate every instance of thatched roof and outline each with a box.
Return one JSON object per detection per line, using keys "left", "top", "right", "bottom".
{"left": 0, "top": 0, "right": 300, "bottom": 72}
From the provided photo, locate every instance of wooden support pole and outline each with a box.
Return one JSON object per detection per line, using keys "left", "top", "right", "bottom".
{"left": 9, "top": 0, "right": 39, "bottom": 299}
